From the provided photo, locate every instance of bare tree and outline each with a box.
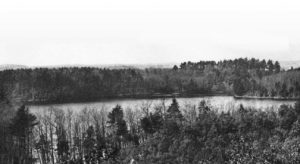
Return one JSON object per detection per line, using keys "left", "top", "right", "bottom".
{"left": 182, "top": 102, "right": 197, "bottom": 125}
{"left": 140, "top": 101, "right": 153, "bottom": 117}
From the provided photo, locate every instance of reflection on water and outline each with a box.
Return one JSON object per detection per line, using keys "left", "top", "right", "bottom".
{"left": 29, "top": 96, "right": 297, "bottom": 114}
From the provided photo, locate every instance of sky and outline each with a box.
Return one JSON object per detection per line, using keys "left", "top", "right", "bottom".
{"left": 1, "top": 0, "right": 300, "bottom": 66}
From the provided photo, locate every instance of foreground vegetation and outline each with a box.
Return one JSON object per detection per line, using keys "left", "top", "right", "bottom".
{"left": 1, "top": 58, "right": 300, "bottom": 104}
{"left": 1, "top": 94, "right": 300, "bottom": 163}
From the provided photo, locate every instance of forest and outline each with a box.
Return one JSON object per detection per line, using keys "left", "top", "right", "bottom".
{"left": 1, "top": 58, "right": 300, "bottom": 163}
{"left": 1, "top": 94, "right": 300, "bottom": 163}
{"left": 0, "top": 58, "right": 299, "bottom": 104}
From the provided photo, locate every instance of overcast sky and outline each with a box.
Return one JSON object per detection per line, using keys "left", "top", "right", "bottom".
{"left": 1, "top": 0, "right": 300, "bottom": 66}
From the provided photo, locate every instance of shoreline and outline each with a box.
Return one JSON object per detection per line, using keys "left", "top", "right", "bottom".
{"left": 233, "top": 95, "right": 299, "bottom": 101}
{"left": 24, "top": 93, "right": 299, "bottom": 106}
{"left": 24, "top": 93, "right": 228, "bottom": 105}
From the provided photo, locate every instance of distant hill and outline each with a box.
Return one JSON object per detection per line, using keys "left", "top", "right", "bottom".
{"left": 0, "top": 63, "right": 176, "bottom": 70}
{"left": 0, "top": 64, "right": 28, "bottom": 71}
{"left": 0, "top": 60, "right": 298, "bottom": 70}
{"left": 280, "top": 60, "right": 300, "bottom": 70}
{"left": 43, "top": 63, "right": 176, "bottom": 69}
{"left": 95, "top": 63, "right": 176, "bottom": 69}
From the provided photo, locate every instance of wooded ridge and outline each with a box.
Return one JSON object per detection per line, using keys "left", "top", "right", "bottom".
{"left": 0, "top": 58, "right": 299, "bottom": 104}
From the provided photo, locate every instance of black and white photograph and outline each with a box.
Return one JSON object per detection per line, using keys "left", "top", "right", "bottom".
{"left": 1, "top": 0, "right": 300, "bottom": 163}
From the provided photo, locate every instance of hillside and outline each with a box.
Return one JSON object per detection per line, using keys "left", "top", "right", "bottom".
{"left": 0, "top": 58, "right": 299, "bottom": 104}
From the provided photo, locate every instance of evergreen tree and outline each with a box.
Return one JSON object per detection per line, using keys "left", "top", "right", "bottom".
{"left": 163, "top": 98, "right": 183, "bottom": 135}
{"left": 141, "top": 112, "right": 163, "bottom": 134}
{"left": 172, "top": 65, "right": 179, "bottom": 71}
{"left": 274, "top": 61, "right": 281, "bottom": 73}
{"left": 180, "top": 62, "right": 187, "bottom": 69}
{"left": 107, "top": 105, "right": 128, "bottom": 137}
{"left": 260, "top": 59, "right": 267, "bottom": 70}
{"left": 267, "top": 60, "right": 274, "bottom": 73}
{"left": 166, "top": 98, "right": 182, "bottom": 120}
{"left": 9, "top": 105, "right": 38, "bottom": 164}
{"left": 108, "top": 105, "right": 124, "bottom": 125}
{"left": 107, "top": 105, "right": 128, "bottom": 160}
{"left": 141, "top": 117, "right": 154, "bottom": 134}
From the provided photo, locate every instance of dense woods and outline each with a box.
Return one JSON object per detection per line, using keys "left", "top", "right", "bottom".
{"left": 0, "top": 58, "right": 299, "bottom": 104}
{"left": 176, "top": 58, "right": 299, "bottom": 97}
{"left": 1, "top": 95, "right": 300, "bottom": 163}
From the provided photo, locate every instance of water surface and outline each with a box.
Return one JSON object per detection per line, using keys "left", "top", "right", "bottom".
{"left": 29, "top": 96, "right": 297, "bottom": 114}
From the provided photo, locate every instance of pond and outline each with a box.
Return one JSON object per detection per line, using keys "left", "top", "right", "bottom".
{"left": 29, "top": 96, "right": 297, "bottom": 114}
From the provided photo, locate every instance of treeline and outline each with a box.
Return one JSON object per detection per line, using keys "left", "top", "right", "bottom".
{"left": 0, "top": 58, "right": 299, "bottom": 104}
{"left": 178, "top": 58, "right": 281, "bottom": 73}
{"left": 175, "top": 58, "right": 300, "bottom": 97}
{"left": 1, "top": 97, "right": 300, "bottom": 163}
{"left": 0, "top": 68, "right": 146, "bottom": 103}
{"left": 0, "top": 66, "right": 215, "bottom": 103}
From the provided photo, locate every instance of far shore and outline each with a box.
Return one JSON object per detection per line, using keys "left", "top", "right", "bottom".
{"left": 234, "top": 95, "right": 299, "bottom": 101}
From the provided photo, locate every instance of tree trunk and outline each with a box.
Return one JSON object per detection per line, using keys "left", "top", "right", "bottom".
{"left": 50, "top": 124, "right": 55, "bottom": 164}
